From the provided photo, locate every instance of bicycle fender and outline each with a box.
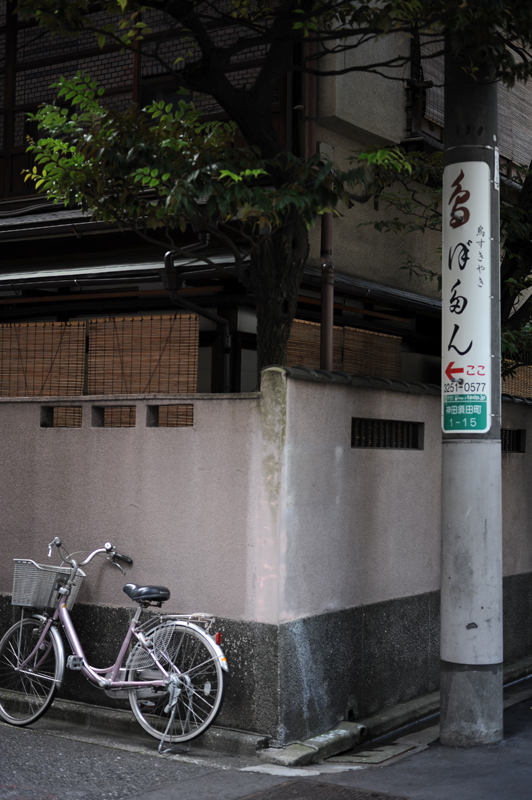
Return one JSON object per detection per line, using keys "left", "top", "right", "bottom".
{"left": 159, "top": 620, "right": 229, "bottom": 673}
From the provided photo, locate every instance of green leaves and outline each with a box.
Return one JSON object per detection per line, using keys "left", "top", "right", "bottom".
{"left": 15, "top": 0, "right": 153, "bottom": 52}
{"left": 24, "top": 73, "right": 363, "bottom": 238}
{"left": 25, "top": 72, "right": 376, "bottom": 241}
{"left": 358, "top": 146, "right": 414, "bottom": 174}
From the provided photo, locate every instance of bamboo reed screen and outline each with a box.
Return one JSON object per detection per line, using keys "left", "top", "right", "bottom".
{"left": 87, "top": 315, "right": 198, "bottom": 395}
{"left": 342, "top": 327, "right": 402, "bottom": 380}
{"left": 419, "top": 35, "right": 444, "bottom": 128}
{"left": 53, "top": 407, "right": 83, "bottom": 427}
{"left": 0, "top": 321, "right": 86, "bottom": 397}
{"left": 0, "top": 314, "right": 198, "bottom": 398}
{"left": 502, "top": 366, "right": 532, "bottom": 399}
{"left": 158, "top": 404, "right": 194, "bottom": 427}
{"left": 103, "top": 407, "right": 136, "bottom": 427}
{"left": 286, "top": 319, "right": 402, "bottom": 380}
{"left": 419, "top": 35, "right": 532, "bottom": 166}
{"left": 286, "top": 320, "right": 344, "bottom": 370}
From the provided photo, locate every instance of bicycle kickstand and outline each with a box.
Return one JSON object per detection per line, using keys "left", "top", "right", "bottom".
{"left": 158, "top": 676, "right": 190, "bottom": 755}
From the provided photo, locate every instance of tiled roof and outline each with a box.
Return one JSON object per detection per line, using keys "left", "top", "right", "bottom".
{"left": 273, "top": 365, "right": 441, "bottom": 395}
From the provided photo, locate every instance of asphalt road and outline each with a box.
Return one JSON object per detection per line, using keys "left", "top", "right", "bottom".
{"left": 0, "top": 722, "right": 213, "bottom": 800}
{"left": 0, "top": 718, "right": 287, "bottom": 800}
{"left": 2, "top": 694, "right": 532, "bottom": 800}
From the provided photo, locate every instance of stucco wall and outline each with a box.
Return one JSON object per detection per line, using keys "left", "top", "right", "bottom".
{"left": 272, "top": 373, "right": 532, "bottom": 625}
{"left": 0, "top": 394, "right": 264, "bottom": 623}
{"left": 318, "top": 33, "right": 410, "bottom": 145}
{"left": 279, "top": 376, "right": 442, "bottom": 622}
{"left": 1, "top": 377, "right": 531, "bottom": 630}
{"left": 305, "top": 123, "right": 442, "bottom": 295}
{"left": 501, "top": 401, "right": 532, "bottom": 577}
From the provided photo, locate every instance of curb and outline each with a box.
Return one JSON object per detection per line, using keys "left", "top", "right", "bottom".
{"left": 43, "top": 697, "right": 269, "bottom": 757}
{"left": 260, "top": 654, "right": 532, "bottom": 767}
{"left": 39, "top": 654, "right": 532, "bottom": 763}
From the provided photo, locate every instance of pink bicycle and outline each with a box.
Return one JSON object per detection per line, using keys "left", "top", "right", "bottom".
{"left": 0, "top": 538, "right": 228, "bottom": 750}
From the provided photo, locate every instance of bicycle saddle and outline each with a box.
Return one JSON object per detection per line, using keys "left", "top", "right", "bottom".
{"left": 123, "top": 583, "right": 170, "bottom": 604}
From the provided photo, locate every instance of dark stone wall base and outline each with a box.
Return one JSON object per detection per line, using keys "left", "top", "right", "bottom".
{"left": 1, "top": 570, "right": 531, "bottom": 746}
{"left": 0, "top": 598, "right": 280, "bottom": 735}
{"left": 278, "top": 591, "right": 440, "bottom": 744}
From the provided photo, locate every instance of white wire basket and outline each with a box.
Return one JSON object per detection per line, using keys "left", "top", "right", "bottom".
{"left": 12, "top": 559, "right": 85, "bottom": 611}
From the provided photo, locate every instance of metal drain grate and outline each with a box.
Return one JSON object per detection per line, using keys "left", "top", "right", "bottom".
{"left": 328, "top": 743, "right": 416, "bottom": 765}
{"left": 240, "top": 780, "right": 409, "bottom": 800}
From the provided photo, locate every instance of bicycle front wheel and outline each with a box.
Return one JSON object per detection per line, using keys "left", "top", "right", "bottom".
{"left": 0, "top": 616, "right": 62, "bottom": 725}
{"left": 127, "top": 621, "right": 226, "bottom": 743}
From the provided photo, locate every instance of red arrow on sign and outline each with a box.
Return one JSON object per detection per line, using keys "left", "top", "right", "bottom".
{"left": 445, "top": 361, "right": 464, "bottom": 382}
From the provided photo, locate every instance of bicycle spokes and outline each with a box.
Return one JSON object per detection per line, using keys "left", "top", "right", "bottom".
{"left": 128, "top": 621, "right": 226, "bottom": 744}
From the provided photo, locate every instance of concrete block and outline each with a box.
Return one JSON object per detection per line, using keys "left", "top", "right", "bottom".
{"left": 260, "top": 724, "right": 364, "bottom": 766}
{"left": 259, "top": 744, "right": 318, "bottom": 767}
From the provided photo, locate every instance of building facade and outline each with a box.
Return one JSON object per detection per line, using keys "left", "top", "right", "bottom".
{"left": 1, "top": 3, "right": 532, "bottom": 748}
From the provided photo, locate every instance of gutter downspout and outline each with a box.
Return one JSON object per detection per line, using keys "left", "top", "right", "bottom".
{"left": 305, "top": 40, "right": 334, "bottom": 370}
{"left": 320, "top": 203, "right": 334, "bottom": 371}
{"left": 164, "top": 249, "right": 232, "bottom": 393}
{"left": 304, "top": 40, "right": 317, "bottom": 162}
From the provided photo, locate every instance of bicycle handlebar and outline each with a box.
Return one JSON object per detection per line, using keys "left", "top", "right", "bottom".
{"left": 47, "top": 538, "right": 134, "bottom": 568}
{"left": 113, "top": 552, "right": 133, "bottom": 565}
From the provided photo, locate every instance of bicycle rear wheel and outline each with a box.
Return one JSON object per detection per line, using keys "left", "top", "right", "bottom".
{"left": 0, "top": 616, "right": 62, "bottom": 725}
{"left": 127, "top": 621, "right": 226, "bottom": 743}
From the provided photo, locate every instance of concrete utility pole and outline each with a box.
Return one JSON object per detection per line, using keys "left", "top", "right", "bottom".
{"left": 440, "top": 47, "right": 503, "bottom": 745}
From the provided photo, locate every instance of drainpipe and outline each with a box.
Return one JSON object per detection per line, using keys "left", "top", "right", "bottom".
{"left": 163, "top": 249, "right": 232, "bottom": 393}
{"left": 320, "top": 202, "right": 334, "bottom": 371}
{"left": 305, "top": 40, "right": 335, "bottom": 371}
{"left": 304, "top": 40, "right": 317, "bottom": 162}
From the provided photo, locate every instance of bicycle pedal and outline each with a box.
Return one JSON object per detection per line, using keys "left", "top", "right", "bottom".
{"left": 67, "top": 655, "right": 84, "bottom": 670}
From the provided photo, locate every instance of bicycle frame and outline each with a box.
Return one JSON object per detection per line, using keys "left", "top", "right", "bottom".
{"left": 19, "top": 603, "right": 169, "bottom": 693}
{"left": 18, "top": 601, "right": 227, "bottom": 695}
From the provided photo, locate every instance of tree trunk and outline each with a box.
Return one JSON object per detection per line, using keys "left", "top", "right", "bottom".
{"left": 248, "top": 212, "right": 309, "bottom": 386}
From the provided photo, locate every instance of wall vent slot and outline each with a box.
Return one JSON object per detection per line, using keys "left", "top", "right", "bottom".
{"left": 351, "top": 418, "right": 424, "bottom": 450}
{"left": 41, "top": 407, "right": 82, "bottom": 428}
{"left": 92, "top": 406, "right": 136, "bottom": 428}
{"left": 501, "top": 428, "right": 526, "bottom": 453}
{"left": 147, "top": 404, "right": 194, "bottom": 427}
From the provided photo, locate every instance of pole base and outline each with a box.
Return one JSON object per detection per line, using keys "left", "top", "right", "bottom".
{"left": 440, "top": 660, "right": 503, "bottom": 746}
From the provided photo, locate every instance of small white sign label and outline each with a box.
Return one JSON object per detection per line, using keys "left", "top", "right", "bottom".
{"left": 442, "top": 161, "right": 491, "bottom": 433}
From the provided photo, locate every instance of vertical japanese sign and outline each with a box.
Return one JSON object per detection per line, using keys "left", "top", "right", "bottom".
{"left": 442, "top": 162, "right": 491, "bottom": 433}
